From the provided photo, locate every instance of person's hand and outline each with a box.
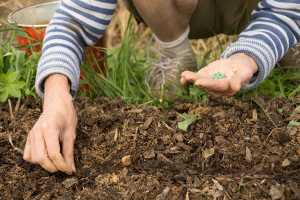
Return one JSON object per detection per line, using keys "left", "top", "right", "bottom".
{"left": 180, "top": 53, "right": 258, "bottom": 96}
{"left": 23, "top": 74, "right": 77, "bottom": 174}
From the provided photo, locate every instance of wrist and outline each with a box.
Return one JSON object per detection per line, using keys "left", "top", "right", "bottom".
{"left": 229, "top": 53, "right": 258, "bottom": 74}
{"left": 43, "top": 74, "right": 73, "bottom": 106}
{"left": 44, "top": 74, "right": 70, "bottom": 95}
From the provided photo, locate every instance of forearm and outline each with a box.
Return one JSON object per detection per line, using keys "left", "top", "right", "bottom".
{"left": 222, "top": 0, "right": 300, "bottom": 89}
{"left": 35, "top": 0, "right": 117, "bottom": 97}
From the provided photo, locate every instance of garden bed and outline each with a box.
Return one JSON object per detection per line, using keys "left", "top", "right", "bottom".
{"left": 0, "top": 97, "right": 299, "bottom": 199}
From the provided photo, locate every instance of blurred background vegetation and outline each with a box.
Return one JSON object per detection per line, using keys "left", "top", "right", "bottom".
{"left": 0, "top": 0, "right": 299, "bottom": 105}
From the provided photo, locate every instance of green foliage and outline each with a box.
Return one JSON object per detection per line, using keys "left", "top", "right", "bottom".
{"left": 0, "top": 30, "right": 40, "bottom": 102}
{"left": 177, "top": 113, "right": 198, "bottom": 132}
{"left": 80, "top": 17, "right": 153, "bottom": 104}
{"left": 0, "top": 71, "right": 25, "bottom": 102}
{"left": 244, "top": 68, "right": 300, "bottom": 98}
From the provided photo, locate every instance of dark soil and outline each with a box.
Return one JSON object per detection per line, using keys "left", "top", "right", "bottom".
{"left": 0, "top": 97, "right": 300, "bottom": 200}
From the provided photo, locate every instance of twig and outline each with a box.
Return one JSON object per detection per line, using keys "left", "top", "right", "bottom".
{"left": 8, "top": 99, "right": 14, "bottom": 120}
{"left": 14, "top": 98, "right": 21, "bottom": 114}
{"left": 251, "top": 98, "right": 278, "bottom": 128}
{"left": 8, "top": 132, "right": 23, "bottom": 155}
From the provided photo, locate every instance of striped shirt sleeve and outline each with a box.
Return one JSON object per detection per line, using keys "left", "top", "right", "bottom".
{"left": 35, "top": 0, "right": 117, "bottom": 97}
{"left": 222, "top": 0, "right": 300, "bottom": 89}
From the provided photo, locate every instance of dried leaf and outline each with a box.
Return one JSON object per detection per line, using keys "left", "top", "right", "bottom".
{"left": 245, "top": 147, "right": 252, "bottom": 163}
{"left": 203, "top": 148, "right": 215, "bottom": 160}
{"left": 269, "top": 185, "right": 284, "bottom": 200}
{"left": 143, "top": 117, "right": 153, "bottom": 129}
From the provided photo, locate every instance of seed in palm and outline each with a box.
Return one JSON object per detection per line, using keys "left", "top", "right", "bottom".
{"left": 212, "top": 72, "right": 226, "bottom": 80}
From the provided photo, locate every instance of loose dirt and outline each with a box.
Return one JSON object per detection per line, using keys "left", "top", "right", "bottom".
{"left": 0, "top": 97, "right": 299, "bottom": 200}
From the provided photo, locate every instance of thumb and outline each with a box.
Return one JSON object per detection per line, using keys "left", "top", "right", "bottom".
{"left": 62, "top": 129, "right": 76, "bottom": 173}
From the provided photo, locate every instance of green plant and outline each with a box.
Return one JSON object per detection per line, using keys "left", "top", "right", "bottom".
{"left": 243, "top": 68, "right": 300, "bottom": 98}
{"left": 0, "top": 27, "right": 40, "bottom": 102}
{"left": 177, "top": 113, "right": 199, "bottom": 132}
{"left": 80, "top": 17, "right": 153, "bottom": 104}
{"left": 0, "top": 71, "right": 25, "bottom": 102}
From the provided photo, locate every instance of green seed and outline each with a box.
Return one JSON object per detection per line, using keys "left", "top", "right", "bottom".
{"left": 212, "top": 72, "right": 226, "bottom": 80}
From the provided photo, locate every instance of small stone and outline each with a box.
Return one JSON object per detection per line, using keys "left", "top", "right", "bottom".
{"left": 62, "top": 178, "right": 78, "bottom": 189}
{"left": 282, "top": 159, "right": 291, "bottom": 167}
{"left": 121, "top": 155, "right": 132, "bottom": 167}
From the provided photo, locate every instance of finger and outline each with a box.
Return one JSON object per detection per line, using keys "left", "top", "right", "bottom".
{"left": 181, "top": 71, "right": 201, "bottom": 85}
{"left": 44, "top": 129, "right": 73, "bottom": 175}
{"left": 31, "top": 129, "right": 58, "bottom": 173}
{"left": 62, "top": 129, "right": 76, "bottom": 173}
{"left": 194, "top": 78, "right": 230, "bottom": 93}
{"left": 23, "top": 133, "right": 32, "bottom": 161}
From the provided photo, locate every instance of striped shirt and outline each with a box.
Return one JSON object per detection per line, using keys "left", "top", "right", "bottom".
{"left": 222, "top": 0, "right": 300, "bottom": 89}
{"left": 35, "top": 0, "right": 300, "bottom": 97}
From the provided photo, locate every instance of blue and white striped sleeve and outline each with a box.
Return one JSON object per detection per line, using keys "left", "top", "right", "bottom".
{"left": 35, "top": 0, "right": 117, "bottom": 97}
{"left": 222, "top": 0, "right": 300, "bottom": 89}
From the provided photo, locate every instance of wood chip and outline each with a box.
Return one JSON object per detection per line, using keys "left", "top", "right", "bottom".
{"left": 282, "top": 159, "right": 291, "bottom": 167}
{"left": 212, "top": 178, "right": 224, "bottom": 191}
{"left": 121, "top": 155, "right": 132, "bottom": 167}
{"left": 143, "top": 117, "right": 153, "bottom": 129}
{"left": 269, "top": 185, "right": 284, "bottom": 200}
{"left": 143, "top": 150, "right": 155, "bottom": 159}
{"left": 252, "top": 109, "right": 258, "bottom": 121}
{"left": 155, "top": 187, "right": 170, "bottom": 200}
{"left": 110, "top": 173, "right": 119, "bottom": 184}
{"left": 297, "top": 148, "right": 300, "bottom": 156}
{"left": 245, "top": 147, "right": 252, "bottom": 163}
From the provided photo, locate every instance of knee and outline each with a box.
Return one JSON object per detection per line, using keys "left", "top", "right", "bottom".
{"left": 173, "top": 0, "right": 198, "bottom": 15}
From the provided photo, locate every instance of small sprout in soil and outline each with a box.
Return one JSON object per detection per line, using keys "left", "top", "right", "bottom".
{"left": 121, "top": 155, "right": 132, "bottom": 167}
{"left": 288, "top": 120, "right": 300, "bottom": 127}
{"left": 211, "top": 72, "right": 226, "bottom": 80}
{"left": 178, "top": 113, "right": 198, "bottom": 132}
